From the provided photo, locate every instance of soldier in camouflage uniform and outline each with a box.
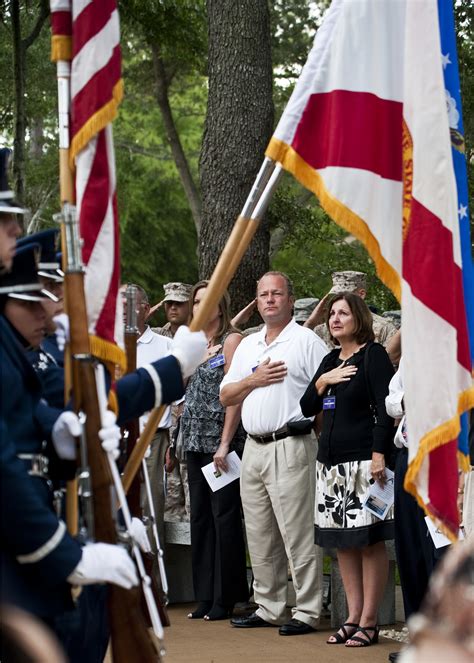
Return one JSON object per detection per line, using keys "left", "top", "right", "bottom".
{"left": 151, "top": 282, "right": 192, "bottom": 522}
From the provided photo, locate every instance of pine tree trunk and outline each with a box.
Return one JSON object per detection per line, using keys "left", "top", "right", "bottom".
{"left": 199, "top": 0, "right": 274, "bottom": 315}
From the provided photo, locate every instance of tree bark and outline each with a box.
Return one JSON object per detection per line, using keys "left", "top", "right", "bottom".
{"left": 11, "top": 0, "right": 25, "bottom": 202}
{"left": 151, "top": 44, "right": 202, "bottom": 235}
{"left": 199, "top": 0, "right": 274, "bottom": 314}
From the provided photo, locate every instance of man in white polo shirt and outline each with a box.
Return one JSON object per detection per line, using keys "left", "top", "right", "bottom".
{"left": 122, "top": 284, "right": 172, "bottom": 549}
{"left": 220, "top": 271, "right": 327, "bottom": 636}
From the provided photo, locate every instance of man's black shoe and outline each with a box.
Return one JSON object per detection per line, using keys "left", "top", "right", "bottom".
{"left": 388, "top": 653, "right": 400, "bottom": 663}
{"left": 279, "top": 618, "right": 317, "bottom": 636}
{"left": 230, "top": 612, "right": 275, "bottom": 628}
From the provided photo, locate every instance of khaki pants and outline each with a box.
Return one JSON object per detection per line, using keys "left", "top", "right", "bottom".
{"left": 241, "top": 434, "right": 323, "bottom": 628}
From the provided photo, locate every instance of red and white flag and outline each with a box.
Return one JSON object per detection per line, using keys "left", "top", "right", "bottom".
{"left": 266, "top": 0, "right": 474, "bottom": 537}
{"left": 51, "top": 0, "right": 125, "bottom": 370}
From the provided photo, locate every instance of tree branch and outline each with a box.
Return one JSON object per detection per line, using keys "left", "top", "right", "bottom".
{"left": 151, "top": 43, "right": 202, "bottom": 234}
{"left": 22, "top": 0, "right": 49, "bottom": 50}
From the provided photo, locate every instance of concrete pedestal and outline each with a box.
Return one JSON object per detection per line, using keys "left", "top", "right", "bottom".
{"left": 327, "top": 541, "right": 396, "bottom": 627}
{"left": 164, "top": 521, "right": 195, "bottom": 604}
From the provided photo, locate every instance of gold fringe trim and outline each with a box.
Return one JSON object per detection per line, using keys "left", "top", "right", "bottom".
{"left": 70, "top": 79, "right": 124, "bottom": 166}
{"left": 51, "top": 35, "right": 72, "bottom": 62}
{"left": 107, "top": 389, "right": 119, "bottom": 416}
{"left": 89, "top": 335, "right": 127, "bottom": 373}
{"left": 404, "top": 385, "right": 474, "bottom": 541}
{"left": 266, "top": 138, "right": 402, "bottom": 301}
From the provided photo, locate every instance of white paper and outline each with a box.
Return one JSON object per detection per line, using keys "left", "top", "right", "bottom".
{"left": 201, "top": 450, "right": 241, "bottom": 492}
{"left": 424, "top": 516, "right": 465, "bottom": 549}
{"left": 362, "top": 468, "right": 395, "bottom": 520}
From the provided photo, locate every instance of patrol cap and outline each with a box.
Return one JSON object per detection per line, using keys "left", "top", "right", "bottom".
{"left": 0, "top": 244, "right": 58, "bottom": 301}
{"left": 294, "top": 297, "right": 319, "bottom": 323}
{"left": 163, "top": 282, "right": 192, "bottom": 303}
{"left": 0, "top": 148, "right": 26, "bottom": 215}
{"left": 17, "top": 229, "right": 63, "bottom": 282}
{"left": 329, "top": 271, "right": 367, "bottom": 294}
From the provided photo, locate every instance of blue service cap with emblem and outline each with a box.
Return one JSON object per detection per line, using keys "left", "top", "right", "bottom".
{"left": 17, "top": 229, "right": 63, "bottom": 282}
{"left": 0, "top": 244, "right": 58, "bottom": 301}
{"left": 0, "top": 148, "right": 26, "bottom": 215}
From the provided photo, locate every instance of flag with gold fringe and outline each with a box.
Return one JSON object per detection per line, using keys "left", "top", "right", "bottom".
{"left": 266, "top": 0, "right": 474, "bottom": 538}
{"left": 51, "top": 0, "right": 125, "bottom": 371}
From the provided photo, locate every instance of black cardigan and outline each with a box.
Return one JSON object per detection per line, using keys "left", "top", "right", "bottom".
{"left": 300, "top": 342, "right": 394, "bottom": 466}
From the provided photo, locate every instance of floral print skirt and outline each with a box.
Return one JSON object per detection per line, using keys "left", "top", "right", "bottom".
{"left": 314, "top": 459, "right": 394, "bottom": 549}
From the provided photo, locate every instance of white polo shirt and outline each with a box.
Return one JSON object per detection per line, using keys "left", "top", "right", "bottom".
{"left": 220, "top": 318, "right": 328, "bottom": 435}
{"left": 137, "top": 326, "right": 172, "bottom": 430}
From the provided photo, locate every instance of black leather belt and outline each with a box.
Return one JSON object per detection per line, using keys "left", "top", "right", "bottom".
{"left": 249, "top": 424, "right": 312, "bottom": 445}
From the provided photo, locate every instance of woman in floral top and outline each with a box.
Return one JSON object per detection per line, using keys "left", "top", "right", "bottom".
{"left": 300, "top": 292, "right": 394, "bottom": 648}
{"left": 182, "top": 281, "right": 248, "bottom": 621}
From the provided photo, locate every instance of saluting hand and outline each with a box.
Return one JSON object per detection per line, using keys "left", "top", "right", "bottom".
{"left": 252, "top": 357, "right": 287, "bottom": 387}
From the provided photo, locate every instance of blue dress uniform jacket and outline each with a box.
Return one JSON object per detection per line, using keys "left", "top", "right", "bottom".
{"left": 42, "top": 333, "right": 64, "bottom": 367}
{"left": 0, "top": 420, "right": 82, "bottom": 618}
{"left": 26, "top": 345, "right": 65, "bottom": 409}
{"left": 0, "top": 317, "right": 82, "bottom": 618}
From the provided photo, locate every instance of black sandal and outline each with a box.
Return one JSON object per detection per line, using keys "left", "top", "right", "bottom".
{"left": 327, "top": 622, "right": 359, "bottom": 644}
{"left": 187, "top": 601, "right": 212, "bottom": 619}
{"left": 345, "top": 625, "right": 379, "bottom": 647}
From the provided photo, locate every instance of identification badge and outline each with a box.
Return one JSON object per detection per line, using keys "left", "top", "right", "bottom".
{"left": 323, "top": 396, "right": 336, "bottom": 410}
{"left": 208, "top": 353, "right": 225, "bottom": 369}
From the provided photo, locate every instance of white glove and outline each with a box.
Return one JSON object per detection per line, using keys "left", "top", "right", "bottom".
{"left": 130, "top": 517, "right": 152, "bottom": 554}
{"left": 52, "top": 411, "right": 81, "bottom": 460}
{"left": 53, "top": 313, "right": 69, "bottom": 352}
{"left": 98, "top": 410, "right": 122, "bottom": 460}
{"left": 171, "top": 325, "right": 207, "bottom": 379}
{"left": 67, "top": 543, "right": 138, "bottom": 589}
{"left": 52, "top": 410, "right": 122, "bottom": 461}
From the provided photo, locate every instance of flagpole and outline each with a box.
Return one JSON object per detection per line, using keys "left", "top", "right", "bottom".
{"left": 122, "top": 158, "right": 282, "bottom": 493}
{"left": 53, "top": 53, "right": 80, "bottom": 535}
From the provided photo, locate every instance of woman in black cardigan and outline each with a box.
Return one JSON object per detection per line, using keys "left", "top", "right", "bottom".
{"left": 300, "top": 292, "right": 394, "bottom": 648}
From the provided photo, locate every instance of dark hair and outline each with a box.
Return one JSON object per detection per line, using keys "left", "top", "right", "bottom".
{"left": 189, "top": 280, "right": 237, "bottom": 340}
{"left": 256, "top": 271, "right": 295, "bottom": 298}
{"left": 325, "top": 292, "right": 374, "bottom": 345}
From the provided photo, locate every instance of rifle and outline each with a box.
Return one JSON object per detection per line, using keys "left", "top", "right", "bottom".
{"left": 122, "top": 285, "right": 170, "bottom": 627}
{"left": 53, "top": 51, "right": 161, "bottom": 662}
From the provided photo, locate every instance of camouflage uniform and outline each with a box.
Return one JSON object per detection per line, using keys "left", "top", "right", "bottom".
{"left": 153, "top": 282, "right": 192, "bottom": 522}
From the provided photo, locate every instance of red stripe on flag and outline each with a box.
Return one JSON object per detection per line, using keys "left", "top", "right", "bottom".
{"left": 95, "top": 195, "right": 120, "bottom": 342}
{"left": 427, "top": 439, "right": 459, "bottom": 534}
{"left": 72, "top": 0, "right": 117, "bottom": 56}
{"left": 403, "top": 197, "right": 471, "bottom": 371}
{"left": 292, "top": 90, "right": 403, "bottom": 182}
{"left": 71, "top": 46, "right": 121, "bottom": 139}
{"left": 51, "top": 10, "right": 72, "bottom": 36}
{"left": 80, "top": 131, "right": 110, "bottom": 265}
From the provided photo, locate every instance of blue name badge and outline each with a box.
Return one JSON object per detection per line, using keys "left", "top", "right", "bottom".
{"left": 208, "top": 353, "right": 225, "bottom": 369}
{"left": 323, "top": 396, "right": 336, "bottom": 410}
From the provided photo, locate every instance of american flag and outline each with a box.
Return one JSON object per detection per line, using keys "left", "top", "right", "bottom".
{"left": 266, "top": 0, "right": 474, "bottom": 538}
{"left": 51, "top": 0, "right": 125, "bottom": 371}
